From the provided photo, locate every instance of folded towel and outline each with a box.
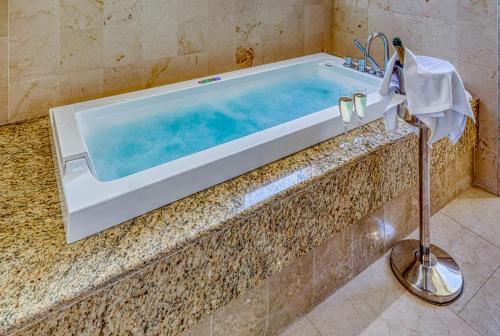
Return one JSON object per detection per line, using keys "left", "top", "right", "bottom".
{"left": 379, "top": 49, "right": 475, "bottom": 145}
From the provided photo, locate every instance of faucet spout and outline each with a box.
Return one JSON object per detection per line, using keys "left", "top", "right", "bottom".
{"left": 354, "top": 38, "right": 382, "bottom": 72}
{"left": 365, "top": 32, "right": 390, "bottom": 72}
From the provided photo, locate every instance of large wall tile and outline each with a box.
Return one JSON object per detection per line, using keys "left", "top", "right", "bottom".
{"left": 390, "top": 13, "right": 425, "bottom": 52}
{"left": 8, "top": 77, "right": 59, "bottom": 122}
{"left": 458, "top": 22, "right": 496, "bottom": 67}
{"left": 177, "top": 0, "right": 208, "bottom": 22}
{"left": 208, "top": 44, "right": 260, "bottom": 75}
{"left": 60, "top": 0, "right": 104, "bottom": 31}
{"left": 234, "top": 9, "right": 260, "bottom": 46}
{"left": 103, "top": 23, "right": 142, "bottom": 67}
{"left": 142, "top": 0, "right": 177, "bottom": 61}
{"left": 141, "top": 57, "right": 175, "bottom": 88}
{"left": 103, "top": 0, "right": 141, "bottom": 26}
{"left": 258, "top": 4, "right": 304, "bottom": 43}
{"left": 8, "top": 0, "right": 58, "bottom": 37}
{"left": 457, "top": 61, "right": 497, "bottom": 111}
{"left": 60, "top": 29, "right": 102, "bottom": 74}
{"left": 0, "top": 85, "right": 6, "bottom": 123}
{"left": 392, "top": 0, "right": 457, "bottom": 21}
{"left": 208, "top": 0, "right": 237, "bottom": 17}
{"left": 367, "top": 3, "right": 394, "bottom": 39}
{"left": 208, "top": 47, "right": 239, "bottom": 74}
{"left": 59, "top": 69, "right": 103, "bottom": 105}
{"left": 9, "top": 34, "right": 59, "bottom": 83}
{"left": 177, "top": 17, "right": 208, "bottom": 56}
{"left": 458, "top": 0, "right": 497, "bottom": 25}
{"left": 332, "top": 1, "right": 368, "bottom": 37}
{"left": 475, "top": 145, "right": 498, "bottom": 193}
{"left": 0, "top": 37, "right": 6, "bottom": 86}
{"left": 422, "top": 18, "right": 458, "bottom": 60}
{"left": 103, "top": 63, "right": 142, "bottom": 96}
{"left": 331, "top": 30, "right": 361, "bottom": 57}
{"left": 305, "top": 3, "right": 331, "bottom": 36}
{"left": 0, "top": 0, "right": 6, "bottom": 37}
{"left": 143, "top": 53, "right": 208, "bottom": 85}
{"left": 142, "top": 53, "right": 211, "bottom": 89}
{"left": 261, "top": 38, "right": 305, "bottom": 64}
{"left": 368, "top": 0, "right": 393, "bottom": 12}
{"left": 305, "top": 33, "right": 330, "bottom": 54}
{"left": 207, "top": 14, "right": 235, "bottom": 52}
{"left": 477, "top": 102, "right": 498, "bottom": 156}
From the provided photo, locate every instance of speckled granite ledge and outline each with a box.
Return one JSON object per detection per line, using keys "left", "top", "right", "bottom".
{"left": 0, "top": 101, "right": 478, "bottom": 335}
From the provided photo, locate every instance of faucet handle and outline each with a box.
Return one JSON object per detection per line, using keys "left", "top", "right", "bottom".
{"left": 343, "top": 56, "right": 354, "bottom": 68}
{"left": 357, "top": 58, "right": 367, "bottom": 72}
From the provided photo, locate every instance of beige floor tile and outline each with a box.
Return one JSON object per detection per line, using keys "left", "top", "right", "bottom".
{"left": 359, "top": 293, "right": 481, "bottom": 336}
{"left": 307, "top": 255, "right": 405, "bottom": 336}
{"left": 279, "top": 316, "right": 320, "bottom": 336}
{"left": 459, "top": 267, "right": 500, "bottom": 336}
{"left": 281, "top": 187, "right": 500, "bottom": 336}
{"left": 429, "top": 213, "right": 500, "bottom": 313}
{"left": 441, "top": 187, "right": 500, "bottom": 248}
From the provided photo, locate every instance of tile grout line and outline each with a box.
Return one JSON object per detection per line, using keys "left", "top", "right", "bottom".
{"left": 455, "top": 253, "right": 499, "bottom": 317}
{"left": 440, "top": 210, "right": 500, "bottom": 251}
{"left": 438, "top": 209, "right": 500, "bottom": 317}
{"left": 305, "top": 315, "right": 322, "bottom": 336}
{"left": 457, "top": 314, "right": 486, "bottom": 336}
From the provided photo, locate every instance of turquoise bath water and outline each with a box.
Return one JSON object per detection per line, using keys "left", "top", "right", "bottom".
{"left": 80, "top": 63, "right": 378, "bottom": 181}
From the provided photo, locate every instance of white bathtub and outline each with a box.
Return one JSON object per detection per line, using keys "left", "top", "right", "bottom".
{"left": 50, "top": 53, "right": 393, "bottom": 243}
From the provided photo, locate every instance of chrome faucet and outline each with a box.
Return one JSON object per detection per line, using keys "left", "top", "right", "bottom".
{"left": 346, "top": 32, "right": 391, "bottom": 77}
{"left": 365, "top": 32, "right": 390, "bottom": 74}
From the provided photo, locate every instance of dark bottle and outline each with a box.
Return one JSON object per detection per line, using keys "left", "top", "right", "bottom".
{"left": 392, "top": 37, "right": 405, "bottom": 66}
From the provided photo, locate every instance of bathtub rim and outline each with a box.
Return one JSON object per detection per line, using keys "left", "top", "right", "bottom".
{"left": 50, "top": 53, "right": 389, "bottom": 243}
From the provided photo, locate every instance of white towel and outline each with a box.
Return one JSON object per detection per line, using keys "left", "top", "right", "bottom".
{"left": 378, "top": 53, "right": 402, "bottom": 132}
{"left": 379, "top": 49, "right": 475, "bottom": 145}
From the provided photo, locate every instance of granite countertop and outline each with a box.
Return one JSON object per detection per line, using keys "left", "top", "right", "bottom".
{"left": 0, "top": 116, "right": 414, "bottom": 335}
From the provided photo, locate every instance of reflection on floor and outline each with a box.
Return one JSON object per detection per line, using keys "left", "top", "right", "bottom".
{"left": 280, "top": 187, "right": 500, "bottom": 336}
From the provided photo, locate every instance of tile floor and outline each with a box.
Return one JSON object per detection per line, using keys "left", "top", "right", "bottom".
{"left": 280, "top": 187, "right": 500, "bottom": 336}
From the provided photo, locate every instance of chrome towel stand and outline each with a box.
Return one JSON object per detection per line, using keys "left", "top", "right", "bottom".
{"left": 389, "top": 65, "right": 464, "bottom": 305}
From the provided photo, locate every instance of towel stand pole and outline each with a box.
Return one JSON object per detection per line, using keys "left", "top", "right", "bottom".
{"left": 389, "top": 72, "right": 464, "bottom": 305}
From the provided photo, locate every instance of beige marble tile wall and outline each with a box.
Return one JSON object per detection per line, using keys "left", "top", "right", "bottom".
{"left": 331, "top": 0, "right": 499, "bottom": 194}
{"left": 0, "top": 0, "right": 332, "bottom": 124}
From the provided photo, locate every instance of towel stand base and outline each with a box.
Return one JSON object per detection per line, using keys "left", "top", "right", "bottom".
{"left": 390, "top": 239, "right": 463, "bottom": 305}
{"left": 390, "top": 107, "right": 464, "bottom": 305}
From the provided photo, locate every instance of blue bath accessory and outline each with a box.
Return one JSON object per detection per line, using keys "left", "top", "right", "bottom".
{"left": 198, "top": 76, "right": 221, "bottom": 84}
